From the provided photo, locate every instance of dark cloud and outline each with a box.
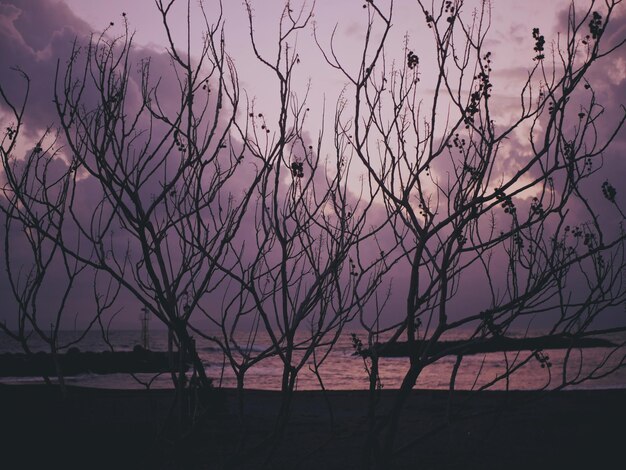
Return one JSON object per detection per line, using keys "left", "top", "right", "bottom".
{"left": 559, "top": 5, "right": 626, "bottom": 223}
{"left": 0, "top": 0, "right": 93, "bottom": 135}
{"left": 0, "top": 0, "right": 247, "bottom": 331}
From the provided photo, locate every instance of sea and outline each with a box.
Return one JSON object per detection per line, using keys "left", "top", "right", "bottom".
{"left": 1, "top": 329, "right": 625, "bottom": 391}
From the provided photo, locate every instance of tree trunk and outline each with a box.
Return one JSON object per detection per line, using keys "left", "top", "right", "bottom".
{"left": 362, "top": 354, "right": 381, "bottom": 468}
{"left": 376, "top": 364, "right": 422, "bottom": 468}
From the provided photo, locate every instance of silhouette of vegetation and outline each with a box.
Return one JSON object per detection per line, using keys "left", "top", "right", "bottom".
{"left": 1, "top": 0, "right": 626, "bottom": 468}
{"left": 317, "top": 0, "right": 626, "bottom": 465}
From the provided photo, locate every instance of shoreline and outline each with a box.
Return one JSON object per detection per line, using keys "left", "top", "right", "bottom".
{"left": 2, "top": 384, "right": 625, "bottom": 469}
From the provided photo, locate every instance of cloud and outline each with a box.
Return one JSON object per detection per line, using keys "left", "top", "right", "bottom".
{"left": 557, "top": 4, "right": 626, "bottom": 221}
{"left": 0, "top": 0, "right": 93, "bottom": 135}
{"left": 1, "top": 0, "right": 624, "bottom": 342}
{"left": 0, "top": 0, "right": 248, "bottom": 332}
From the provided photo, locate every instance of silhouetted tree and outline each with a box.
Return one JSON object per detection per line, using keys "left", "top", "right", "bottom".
{"left": 190, "top": 3, "right": 389, "bottom": 461}
{"left": 317, "top": 0, "right": 626, "bottom": 466}
{"left": 2, "top": 1, "right": 258, "bottom": 430}
{"left": 2, "top": 1, "right": 626, "bottom": 468}
{"left": 0, "top": 121, "right": 104, "bottom": 396}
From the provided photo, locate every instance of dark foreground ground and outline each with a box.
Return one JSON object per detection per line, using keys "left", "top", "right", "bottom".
{"left": 1, "top": 384, "right": 625, "bottom": 469}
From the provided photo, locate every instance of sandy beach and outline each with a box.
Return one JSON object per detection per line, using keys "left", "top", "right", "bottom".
{"left": 1, "top": 384, "right": 624, "bottom": 469}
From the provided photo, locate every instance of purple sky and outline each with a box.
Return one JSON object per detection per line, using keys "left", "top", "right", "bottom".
{"left": 1, "top": 0, "right": 625, "bottom": 334}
